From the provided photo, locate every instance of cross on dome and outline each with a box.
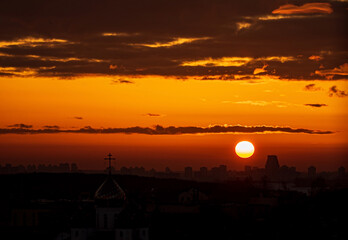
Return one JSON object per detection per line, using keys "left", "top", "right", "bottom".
{"left": 104, "top": 153, "right": 115, "bottom": 175}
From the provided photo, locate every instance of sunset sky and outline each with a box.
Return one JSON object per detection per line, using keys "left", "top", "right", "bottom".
{"left": 0, "top": 0, "right": 347, "bottom": 171}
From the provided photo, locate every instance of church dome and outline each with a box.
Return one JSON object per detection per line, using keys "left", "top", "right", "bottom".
{"left": 95, "top": 175, "right": 126, "bottom": 201}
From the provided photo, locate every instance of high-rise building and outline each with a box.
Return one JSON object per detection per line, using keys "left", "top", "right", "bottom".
{"left": 219, "top": 165, "right": 227, "bottom": 174}
{"left": 70, "top": 163, "right": 78, "bottom": 172}
{"left": 59, "top": 163, "right": 70, "bottom": 172}
{"left": 184, "top": 167, "right": 193, "bottom": 179}
{"left": 165, "top": 167, "right": 171, "bottom": 174}
{"left": 200, "top": 167, "right": 208, "bottom": 178}
{"left": 245, "top": 166, "right": 252, "bottom": 174}
{"left": 308, "top": 166, "right": 316, "bottom": 178}
{"left": 265, "top": 155, "right": 280, "bottom": 177}
{"left": 338, "top": 166, "right": 345, "bottom": 178}
{"left": 27, "top": 164, "right": 36, "bottom": 173}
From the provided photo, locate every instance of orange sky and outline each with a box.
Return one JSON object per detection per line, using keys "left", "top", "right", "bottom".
{"left": 0, "top": 75, "right": 347, "bottom": 171}
{"left": 0, "top": 0, "right": 347, "bottom": 171}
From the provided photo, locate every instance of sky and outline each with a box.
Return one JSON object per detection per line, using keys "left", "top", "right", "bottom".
{"left": 0, "top": 0, "right": 347, "bottom": 171}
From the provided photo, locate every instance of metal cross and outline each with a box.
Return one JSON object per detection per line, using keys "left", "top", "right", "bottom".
{"left": 104, "top": 153, "right": 115, "bottom": 175}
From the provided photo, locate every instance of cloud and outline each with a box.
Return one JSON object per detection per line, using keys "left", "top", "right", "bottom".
{"left": 180, "top": 57, "right": 253, "bottom": 67}
{"left": 308, "top": 55, "right": 323, "bottom": 61}
{"left": 304, "top": 83, "right": 322, "bottom": 91}
{"left": 272, "top": 3, "right": 333, "bottom": 15}
{"left": 304, "top": 104, "right": 328, "bottom": 108}
{"left": 253, "top": 64, "right": 268, "bottom": 75}
{"left": 0, "top": 124, "right": 333, "bottom": 135}
{"left": 74, "top": 116, "right": 83, "bottom": 120}
{"left": 0, "top": 0, "right": 345, "bottom": 80}
{"left": 43, "top": 125, "right": 60, "bottom": 129}
{"left": 315, "top": 63, "right": 348, "bottom": 79}
{"left": 233, "top": 100, "right": 296, "bottom": 108}
{"left": 132, "top": 37, "right": 209, "bottom": 48}
{"left": 305, "top": 84, "right": 347, "bottom": 97}
{"left": 260, "top": 56, "right": 297, "bottom": 63}
{"left": 7, "top": 123, "right": 33, "bottom": 128}
{"left": 109, "top": 65, "right": 118, "bottom": 70}
{"left": 144, "top": 113, "right": 162, "bottom": 117}
{"left": 328, "top": 85, "right": 348, "bottom": 97}
{"left": 111, "top": 79, "right": 134, "bottom": 84}
{"left": 0, "top": 37, "right": 68, "bottom": 48}
{"left": 24, "top": 54, "right": 104, "bottom": 63}
{"left": 199, "top": 75, "right": 236, "bottom": 81}
{"left": 256, "top": 15, "right": 311, "bottom": 21}
{"left": 102, "top": 32, "right": 134, "bottom": 37}
{"left": 181, "top": 56, "right": 295, "bottom": 67}
{"left": 234, "top": 100, "right": 269, "bottom": 106}
{"left": 0, "top": 66, "right": 44, "bottom": 77}
{"left": 236, "top": 22, "right": 252, "bottom": 31}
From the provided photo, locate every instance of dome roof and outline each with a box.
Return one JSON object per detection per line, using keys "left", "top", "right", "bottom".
{"left": 94, "top": 175, "right": 126, "bottom": 201}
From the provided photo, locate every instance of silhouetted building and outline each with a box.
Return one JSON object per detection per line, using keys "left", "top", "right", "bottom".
{"left": 120, "top": 166, "right": 129, "bottom": 175}
{"left": 149, "top": 168, "right": 156, "bottom": 177}
{"left": 71, "top": 154, "right": 149, "bottom": 240}
{"left": 245, "top": 166, "right": 252, "bottom": 177}
{"left": 59, "top": 163, "right": 70, "bottom": 172}
{"left": 94, "top": 175, "right": 126, "bottom": 229}
{"left": 210, "top": 165, "right": 228, "bottom": 180}
{"left": 219, "top": 165, "right": 227, "bottom": 173}
{"left": 71, "top": 163, "right": 78, "bottom": 172}
{"left": 265, "top": 155, "right": 279, "bottom": 178}
{"left": 200, "top": 167, "right": 208, "bottom": 178}
{"left": 278, "top": 165, "right": 297, "bottom": 181}
{"left": 308, "top": 166, "right": 316, "bottom": 178}
{"left": 338, "top": 166, "right": 345, "bottom": 178}
{"left": 0, "top": 164, "right": 26, "bottom": 174}
{"left": 184, "top": 167, "right": 193, "bottom": 179}
{"left": 27, "top": 164, "right": 36, "bottom": 173}
{"left": 165, "top": 167, "right": 171, "bottom": 174}
{"left": 132, "top": 166, "right": 146, "bottom": 176}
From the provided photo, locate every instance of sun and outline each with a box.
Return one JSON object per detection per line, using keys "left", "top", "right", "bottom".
{"left": 235, "top": 141, "right": 255, "bottom": 158}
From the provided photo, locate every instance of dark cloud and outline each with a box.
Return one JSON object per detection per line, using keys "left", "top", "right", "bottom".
{"left": 0, "top": 124, "right": 333, "bottom": 135}
{"left": 7, "top": 123, "right": 32, "bottom": 128}
{"left": 328, "top": 85, "right": 348, "bottom": 97}
{"left": 74, "top": 116, "right": 83, "bottom": 120}
{"left": 304, "top": 104, "right": 328, "bottom": 108}
{"left": 0, "top": 0, "right": 346, "bottom": 80}
{"left": 315, "top": 63, "right": 348, "bottom": 79}
{"left": 144, "top": 113, "right": 162, "bottom": 117}
{"left": 43, "top": 125, "right": 60, "bottom": 129}
{"left": 304, "top": 83, "right": 322, "bottom": 91}
{"left": 111, "top": 79, "right": 134, "bottom": 84}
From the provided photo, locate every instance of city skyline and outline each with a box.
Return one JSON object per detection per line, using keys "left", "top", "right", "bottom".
{"left": 1, "top": 153, "right": 345, "bottom": 177}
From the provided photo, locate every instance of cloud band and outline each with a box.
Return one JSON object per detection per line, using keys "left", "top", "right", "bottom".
{"left": 0, "top": 124, "right": 333, "bottom": 135}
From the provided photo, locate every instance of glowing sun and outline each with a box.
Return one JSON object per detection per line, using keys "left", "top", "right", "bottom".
{"left": 235, "top": 141, "right": 255, "bottom": 158}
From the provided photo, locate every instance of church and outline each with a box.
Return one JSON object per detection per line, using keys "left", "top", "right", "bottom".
{"left": 71, "top": 154, "right": 149, "bottom": 240}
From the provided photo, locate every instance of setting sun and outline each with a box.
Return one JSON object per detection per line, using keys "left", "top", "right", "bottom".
{"left": 235, "top": 141, "right": 255, "bottom": 158}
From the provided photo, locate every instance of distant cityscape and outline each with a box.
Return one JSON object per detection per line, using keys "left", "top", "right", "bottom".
{"left": 1, "top": 155, "right": 346, "bottom": 183}
{"left": 0, "top": 163, "right": 79, "bottom": 174}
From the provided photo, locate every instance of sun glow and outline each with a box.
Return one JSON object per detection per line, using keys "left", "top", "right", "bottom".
{"left": 235, "top": 141, "right": 255, "bottom": 158}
